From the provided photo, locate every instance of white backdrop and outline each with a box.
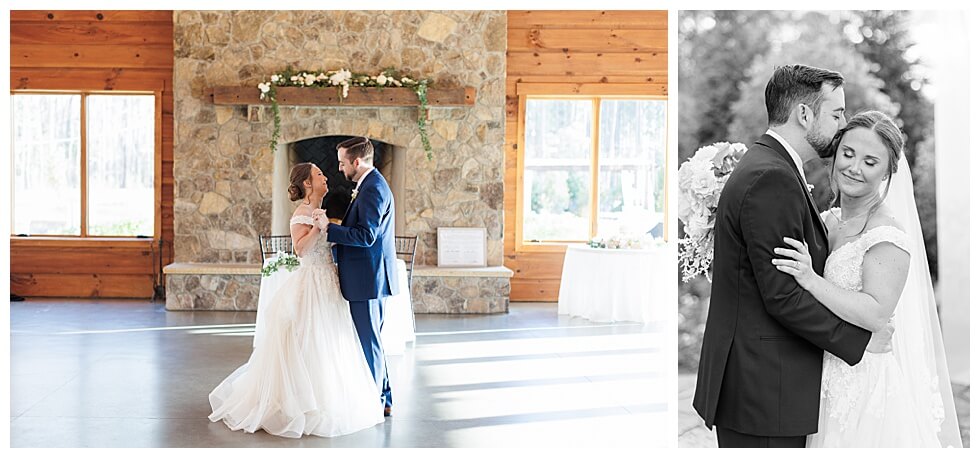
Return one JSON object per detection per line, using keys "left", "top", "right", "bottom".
{"left": 933, "top": 10, "right": 971, "bottom": 385}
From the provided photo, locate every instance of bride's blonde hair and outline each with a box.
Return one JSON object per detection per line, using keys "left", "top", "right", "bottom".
{"left": 828, "top": 110, "right": 904, "bottom": 234}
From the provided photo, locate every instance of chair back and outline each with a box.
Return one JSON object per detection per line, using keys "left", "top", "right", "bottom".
{"left": 394, "top": 235, "right": 418, "bottom": 291}
{"left": 258, "top": 235, "right": 294, "bottom": 260}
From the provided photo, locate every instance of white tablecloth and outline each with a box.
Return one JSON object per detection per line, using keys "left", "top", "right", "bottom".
{"left": 558, "top": 244, "right": 673, "bottom": 324}
{"left": 254, "top": 258, "right": 416, "bottom": 355}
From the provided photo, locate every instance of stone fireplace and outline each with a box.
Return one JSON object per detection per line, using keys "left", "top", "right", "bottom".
{"left": 164, "top": 10, "right": 511, "bottom": 313}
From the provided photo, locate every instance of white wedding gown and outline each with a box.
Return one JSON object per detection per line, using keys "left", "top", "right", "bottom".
{"left": 807, "top": 220, "right": 941, "bottom": 447}
{"left": 209, "top": 215, "right": 384, "bottom": 438}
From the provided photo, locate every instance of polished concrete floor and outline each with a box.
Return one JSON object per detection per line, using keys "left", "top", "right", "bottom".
{"left": 10, "top": 299, "right": 671, "bottom": 447}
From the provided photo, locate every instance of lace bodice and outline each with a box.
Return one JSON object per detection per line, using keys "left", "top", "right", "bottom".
{"left": 819, "top": 214, "right": 920, "bottom": 436}
{"left": 289, "top": 215, "right": 335, "bottom": 268}
{"left": 822, "top": 208, "right": 910, "bottom": 292}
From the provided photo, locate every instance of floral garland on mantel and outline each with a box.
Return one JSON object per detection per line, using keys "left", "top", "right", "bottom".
{"left": 258, "top": 68, "right": 434, "bottom": 160}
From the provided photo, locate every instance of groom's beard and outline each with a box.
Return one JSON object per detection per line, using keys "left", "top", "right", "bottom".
{"left": 807, "top": 128, "right": 836, "bottom": 159}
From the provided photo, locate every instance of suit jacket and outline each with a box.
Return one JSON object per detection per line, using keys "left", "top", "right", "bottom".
{"left": 327, "top": 168, "right": 399, "bottom": 302}
{"left": 692, "top": 134, "right": 872, "bottom": 437}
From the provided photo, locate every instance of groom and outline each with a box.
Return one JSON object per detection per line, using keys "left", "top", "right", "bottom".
{"left": 326, "top": 136, "right": 399, "bottom": 417}
{"left": 693, "top": 65, "right": 890, "bottom": 447}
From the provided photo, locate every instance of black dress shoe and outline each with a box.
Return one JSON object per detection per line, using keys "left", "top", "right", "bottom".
{"left": 384, "top": 406, "right": 392, "bottom": 417}
{"left": 10, "top": 293, "right": 25, "bottom": 302}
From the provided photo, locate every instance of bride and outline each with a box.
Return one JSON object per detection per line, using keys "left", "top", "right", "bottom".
{"left": 208, "top": 162, "right": 384, "bottom": 438}
{"left": 772, "top": 111, "right": 961, "bottom": 447}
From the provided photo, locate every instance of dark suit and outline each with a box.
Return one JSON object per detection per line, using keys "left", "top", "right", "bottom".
{"left": 327, "top": 168, "right": 398, "bottom": 409}
{"left": 692, "top": 134, "right": 872, "bottom": 446}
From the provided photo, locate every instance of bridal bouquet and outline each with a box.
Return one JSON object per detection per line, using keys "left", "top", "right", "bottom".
{"left": 261, "top": 251, "right": 300, "bottom": 277}
{"left": 678, "top": 141, "right": 746, "bottom": 282}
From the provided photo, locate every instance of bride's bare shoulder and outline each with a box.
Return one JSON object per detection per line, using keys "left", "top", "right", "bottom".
{"left": 292, "top": 204, "right": 314, "bottom": 218}
{"left": 867, "top": 207, "right": 905, "bottom": 233}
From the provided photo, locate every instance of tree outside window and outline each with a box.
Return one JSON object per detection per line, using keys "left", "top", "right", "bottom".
{"left": 11, "top": 92, "right": 156, "bottom": 237}
{"left": 520, "top": 96, "right": 667, "bottom": 246}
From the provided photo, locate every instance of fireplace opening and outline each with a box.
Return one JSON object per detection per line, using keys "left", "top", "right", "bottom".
{"left": 271, "top": 136, "right": 405, "bottom": 236}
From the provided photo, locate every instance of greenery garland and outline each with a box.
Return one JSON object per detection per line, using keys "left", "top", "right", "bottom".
{"left": 258, "top": 68, "right": 433, "bottom": 159}
{"left": 260, "top": 251, "right": 300, "bottom": 277}
{"left": 414, "top": 80, "right": 433, "bottom": 160}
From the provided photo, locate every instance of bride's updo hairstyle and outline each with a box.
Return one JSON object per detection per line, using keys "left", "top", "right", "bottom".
{"left": 828, "top": 110, "right": 904, "bottom": 232}
{"left": 288, "top": 162, "right": 315, "bottom": 202}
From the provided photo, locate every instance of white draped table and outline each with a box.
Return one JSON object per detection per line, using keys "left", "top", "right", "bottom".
{"left": 558, "top": 244, "right": 672, "bottom": 324}
{"left": 254, "top": 258, "right": 416, "bottom": 355}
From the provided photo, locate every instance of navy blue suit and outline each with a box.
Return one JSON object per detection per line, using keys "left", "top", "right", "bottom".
{"left": 327, "top": 168, "right": 398, "bottom": 409}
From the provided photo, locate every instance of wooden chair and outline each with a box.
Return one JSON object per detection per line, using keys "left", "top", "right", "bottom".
{"left": 394, "top": 235, "right": 418, "bottom": 292}
{"left": 258, "top": 235, "right": 294, "bottom": 260}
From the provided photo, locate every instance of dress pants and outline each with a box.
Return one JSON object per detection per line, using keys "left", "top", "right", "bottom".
{"left": 349, "top": 297, "right": 392, "bottom": 408}
{"left": 716, "top": 426, "right": 806, "bottom": 448}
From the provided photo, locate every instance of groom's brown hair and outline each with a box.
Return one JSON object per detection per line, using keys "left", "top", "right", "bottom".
{"left": 765, "top": 64, "right": 844, "bottom": 127}
{"left": 337, "top": 136, "right": 374, "bottom": 164}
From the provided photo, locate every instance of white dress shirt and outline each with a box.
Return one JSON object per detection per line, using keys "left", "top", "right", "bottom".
{"left": 765, "top": 129, "right": 810, "bottom": 190}
{"left": 354, "top": 166, "right": 375, "bottom": 193}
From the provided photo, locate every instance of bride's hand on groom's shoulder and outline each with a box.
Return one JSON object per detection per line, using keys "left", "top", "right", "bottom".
{"left": 772, "top": 237, "right": 818, "bottom": 290}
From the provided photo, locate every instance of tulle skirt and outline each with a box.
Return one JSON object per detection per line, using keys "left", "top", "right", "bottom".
{"left": 807, "top": 352, "right": 942, "bottom": 448}
{"left": 208, "top": 265, "right": 384, "bottom": 438}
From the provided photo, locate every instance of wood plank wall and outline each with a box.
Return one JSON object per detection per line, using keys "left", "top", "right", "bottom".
{"left": 505, "top": 11, "right": 668, "bottom": 301}
{"left": 10, "top": 10, "right": 174, "bottom": 298}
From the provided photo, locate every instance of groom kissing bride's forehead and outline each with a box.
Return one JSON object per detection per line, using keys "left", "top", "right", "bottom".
{"left": 764, "top": 64, "right": 847, "bottom": 160}
{"left": 694, "top": 63, "right": 877, "bottom": 448}
{"left": 693, "top": 62, "right": 961, "bottom": 448}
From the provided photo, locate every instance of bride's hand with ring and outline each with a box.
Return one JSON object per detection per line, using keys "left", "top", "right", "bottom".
{"left": 772, "top": 237, "right": 819, "bottom": 291}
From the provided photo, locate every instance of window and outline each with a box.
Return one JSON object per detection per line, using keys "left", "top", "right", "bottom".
{"left": 518, "top": 93, "right": 667, "bottom": 248}
{"left": 11, "top": 92, "right": 157, "bottom": 237}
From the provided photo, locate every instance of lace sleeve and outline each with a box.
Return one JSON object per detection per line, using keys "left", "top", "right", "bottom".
{"left": 289, "top": 215, "right": 315, "bottom": 227}
{"left": 860, "top": 226, "right": 911, "bottom": 255}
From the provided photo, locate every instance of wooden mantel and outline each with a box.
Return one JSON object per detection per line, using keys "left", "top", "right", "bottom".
{"left": 210, "top": 86, "right": 476, "bottom": 107}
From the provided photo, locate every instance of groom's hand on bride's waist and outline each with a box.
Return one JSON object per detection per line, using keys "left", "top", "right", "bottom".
{"left": 866, "top": 318, "right": 895, "bottom": 354}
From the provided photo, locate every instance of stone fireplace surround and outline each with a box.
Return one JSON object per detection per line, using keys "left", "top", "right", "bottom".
{"left": 164, "top": 11, "right": 512, "bottom": 314}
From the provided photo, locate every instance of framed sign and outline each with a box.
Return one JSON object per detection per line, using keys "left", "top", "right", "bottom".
{"left": 437, "top": 227, "right": 487, "bottom": 267}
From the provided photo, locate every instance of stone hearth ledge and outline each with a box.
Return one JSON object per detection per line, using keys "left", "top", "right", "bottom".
{"left": 163, "top": 262, "right": 513, "bottom": 314}
{"left": 413, "top": 265, "right": 513, "bottom": 277}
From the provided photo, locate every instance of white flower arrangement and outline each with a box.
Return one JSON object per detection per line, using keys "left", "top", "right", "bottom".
{"left": 260, "top": 250, "right": 300, "bottom": 277}
{"left": 256, "top": 67, "right": 434, "bottom": 159}
{"left": 677, "top": 141, "right": 747, "bottom": 282}
{"left": 587, "top": 233, "right": 657, "bottom": 250}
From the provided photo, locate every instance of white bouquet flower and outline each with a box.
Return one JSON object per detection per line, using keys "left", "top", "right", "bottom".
{"left": 677, "top": 141, "right": 746, "bottom": 282}
{"left": 261, "top": 250, "right": 300, "bottom": 277}
{"left": 588, "top": 233, "right": 657, "bottom": 250}
{"left": 329, "top": 69, "right": 352, "bottom": 86}
{"left": 257, "top": 82, "right": 271, "bottom": 98}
